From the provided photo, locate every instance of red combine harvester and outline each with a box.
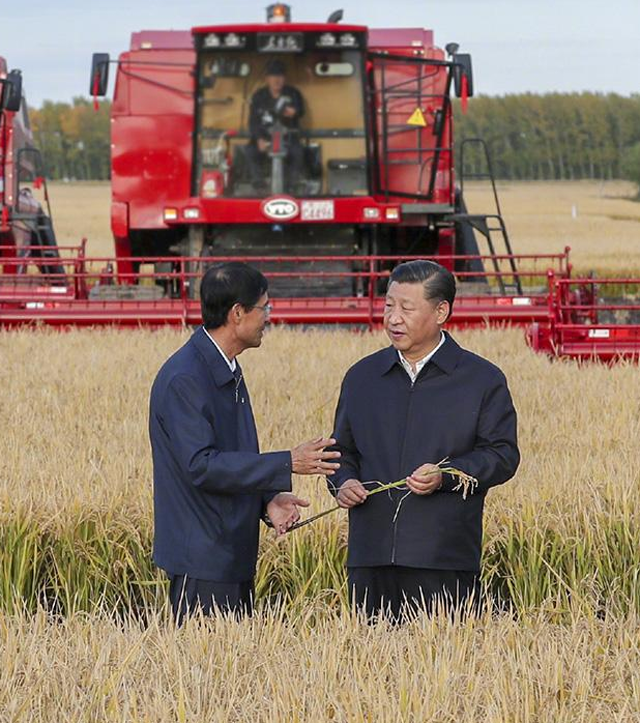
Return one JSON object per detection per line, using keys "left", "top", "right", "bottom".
{"left": 0, "top": 5, "right": 571, "bottom": 330}
{"left": 1, "top": 4, "right": 639, "bottom": 361}
{"left": 0, "top": 57, "right": 64, "bottom": 291}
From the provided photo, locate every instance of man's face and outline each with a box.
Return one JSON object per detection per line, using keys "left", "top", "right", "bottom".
{"left": 266, "top": 73, "right": 285, "bottom": 95}
{"left": 237, "top": 292, "right": 270, "bottom": 349}
{"left": 383, "top": 281, "right": 449, "bottom": 359}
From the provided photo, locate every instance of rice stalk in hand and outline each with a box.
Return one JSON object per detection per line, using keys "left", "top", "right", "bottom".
{"left": 288, "top": 464, "right": 478, "bottom": 532}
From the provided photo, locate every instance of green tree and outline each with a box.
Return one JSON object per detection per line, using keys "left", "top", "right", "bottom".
{"left": 621, "top": 142, "right": 640, "bottom": 198}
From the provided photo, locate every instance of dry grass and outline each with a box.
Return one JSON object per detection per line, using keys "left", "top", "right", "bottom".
{"left": 1, "top": 606, "right": 639, "bottom": 722}
{"left": 44, "top": 179, "right": 640, "bottom": 275}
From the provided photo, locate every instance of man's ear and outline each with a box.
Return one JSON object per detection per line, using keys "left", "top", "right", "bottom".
{"left": 227, "top": 303, "right": 243, "bottom": 326}
{"left": 437, "top": 301, "right": 451, "bottom": 325}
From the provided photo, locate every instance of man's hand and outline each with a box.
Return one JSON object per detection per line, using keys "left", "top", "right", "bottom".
{"left": 336, "top": 478, "right": 367, "bottom": 509}
{"left": 266, "top": 492, "right": 310, "bottom": 536}
{"left": 282, "top": 105, "right": 296, "bottom": 118}
{"left": 406, "top": 463, "right": 442, "bottom": 495}
{"left": 257, "top": 138, "right": 270, "bottom": 152}
{"left": 291, "top": 437, "right": 341, "bottom": 476}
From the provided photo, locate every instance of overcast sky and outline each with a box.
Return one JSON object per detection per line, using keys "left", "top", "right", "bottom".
{"left": 2, "top": 0, "right": 639, "bottom": 106}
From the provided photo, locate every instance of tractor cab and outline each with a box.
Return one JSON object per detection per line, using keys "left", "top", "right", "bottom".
{"left": 192, "top": 11, "right": 368, "bottom": 200}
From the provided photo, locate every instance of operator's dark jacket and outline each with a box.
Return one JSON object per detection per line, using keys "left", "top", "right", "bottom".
{"left": 149, "top": 327, "right": 292, "bottom": 582}
{"left": 249, "top": 85, "right": 305, "bottom": 143}
{"left": 330, "top": 333, "right": 520, "bottom": 572}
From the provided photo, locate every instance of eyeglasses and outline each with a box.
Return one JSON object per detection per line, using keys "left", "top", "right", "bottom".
{"left": 250, "top": 302, "right": 272, "bottom": 315}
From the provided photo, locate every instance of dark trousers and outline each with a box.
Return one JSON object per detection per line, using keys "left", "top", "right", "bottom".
{"left": 348, "top": 566, "right": 481, "bottom": 622}
{"left": 245, "top": 139, "right": 305, "bottom": 188}
{"left": 169, "top": 574, "right": 254, "bottom": 625}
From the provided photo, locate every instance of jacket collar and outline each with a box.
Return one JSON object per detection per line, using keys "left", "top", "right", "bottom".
{"left": 191, "top": 326, "right": 238, "bottom": 387}
{"left": 379, "top": 330, "right": 461, "bottom": 376}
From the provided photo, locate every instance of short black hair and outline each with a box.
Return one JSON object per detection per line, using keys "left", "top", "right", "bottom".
{"left": 389, "top": 260, "right": 456, "bottom": 314}
{"left": 200, "top": 262, "right": 268, "bottom": 330}
{"left": 265, "top": 59, "right": 286, "bottom": 76}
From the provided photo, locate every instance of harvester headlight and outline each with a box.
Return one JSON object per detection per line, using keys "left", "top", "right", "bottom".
{"left": 163, "top": 208, "right": 178, "bottom": 222}
{"left": 318, "top": 33, "right": 337, "bottom": 47}
{"left": 363, "top": 207, "right": 381, "bottom": 220}
{"left": 385, "top": 207, "right": 400, "bottom": 221}
{"left": 340, "top": 33, "right": 357, "bottom": 47}
{"left": 184, "top": 208, "right": 201, "bottom": 220}
{"left": 203, "top": 34, "right": 221, "bottom": 48}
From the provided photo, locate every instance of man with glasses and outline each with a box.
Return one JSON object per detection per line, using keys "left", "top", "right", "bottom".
{"left": 150, "top": 262, "right": 340, "bottom": 623}
{"left": 328, "top": 260, "right": 520, "bottom": 622}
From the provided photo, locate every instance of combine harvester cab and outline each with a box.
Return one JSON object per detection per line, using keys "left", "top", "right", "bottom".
{"left": 0, "top": 58, "right": 66, "bottom": 307}
{"left": 0, "top": 5, "right": 578, "bottom": 329}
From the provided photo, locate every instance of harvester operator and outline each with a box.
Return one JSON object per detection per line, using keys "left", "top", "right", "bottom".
{"left": 246, "top": 60, "right": 306, "bottom": 193}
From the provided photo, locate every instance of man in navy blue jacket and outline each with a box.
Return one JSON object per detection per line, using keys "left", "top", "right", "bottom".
{"left": 150, "top": 262, "right": 340, "bottom": 622}
{"left": 329, "top": 260, "right": 520, "bottom": 621}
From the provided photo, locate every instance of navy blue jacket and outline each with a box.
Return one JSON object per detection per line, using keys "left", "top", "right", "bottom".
{"left": 149, "top": 327, "right": 292, "bottom": 582}
{"left": 330, "top": 333, "right": 520, "bottom": 572}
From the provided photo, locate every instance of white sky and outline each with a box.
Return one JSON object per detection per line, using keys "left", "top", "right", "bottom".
{"left": 2, "top": 0, "right": 639, "bottom": 106}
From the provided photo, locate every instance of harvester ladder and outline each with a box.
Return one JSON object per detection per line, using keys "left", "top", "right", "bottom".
{"left": 452, "top": 137, "right": 522, "bottom": 295}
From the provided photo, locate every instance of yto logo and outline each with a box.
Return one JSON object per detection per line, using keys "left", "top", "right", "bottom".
{"left": 261, "top": 197, "right": 299, "bottom": 221}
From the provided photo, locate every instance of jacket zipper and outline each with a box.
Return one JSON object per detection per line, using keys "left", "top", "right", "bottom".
{"left": 391, "top": 375, "right": 416, "bottom": 564}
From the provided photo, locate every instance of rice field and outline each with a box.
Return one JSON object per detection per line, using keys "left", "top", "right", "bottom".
{"left": 46, "top": 179, "right": 640, "bottom": 274}
{"left": 2, "top": 180, "right": 640, "bottom": 720}
{"left": 1, "top": 323, "right": 640, "bottom": 719}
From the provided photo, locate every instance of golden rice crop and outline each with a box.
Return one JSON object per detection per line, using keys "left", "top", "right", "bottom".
{"left": 1, "top": 605, "right": 639, "bottom": 723}
{"left": 1, "top": 325, "right": 639, "bottom": 615}
{"left": 1, "top": 321, "right": 639, "bottom": 720}
{"left": 45, "top": 179, "right": 640, "bottom": 275}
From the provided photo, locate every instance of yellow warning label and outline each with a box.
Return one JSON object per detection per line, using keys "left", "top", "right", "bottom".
{"left": 407, "top": 108, "right": 427, "bottom": 127}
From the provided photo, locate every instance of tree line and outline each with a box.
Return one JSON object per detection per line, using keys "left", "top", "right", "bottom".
{"left": 29, "top": 98, "right": 111, "bottom": 181}
{"left": 27, "top": 93, "right": 640, "bottom": 186}
{"left": 454, "top": 92, "right": 640, "bottom": 185}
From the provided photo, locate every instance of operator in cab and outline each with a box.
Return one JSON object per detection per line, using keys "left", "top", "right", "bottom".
{"left": 246, "top": 59, "right": 305, "bottom": 194}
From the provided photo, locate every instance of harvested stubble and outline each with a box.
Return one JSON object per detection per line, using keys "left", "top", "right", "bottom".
{"left": 1, "top": 325, "right": 639, "bottom": 617}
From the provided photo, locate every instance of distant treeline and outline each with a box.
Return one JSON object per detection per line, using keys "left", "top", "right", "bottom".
{"left": 29, "top": 98, "right": 111, "bottom": 181}
{"left": 454, "top": 93, "right": 640, "bottom": 183}
{"left": 28, "top": 93, "right": 640, "bottom": 184}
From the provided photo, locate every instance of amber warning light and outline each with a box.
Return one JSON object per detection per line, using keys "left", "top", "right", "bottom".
{"left": 267, "top": 3, "right": 291, "bottom": 22}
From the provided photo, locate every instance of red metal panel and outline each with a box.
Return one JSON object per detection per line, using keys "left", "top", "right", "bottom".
{"left": 111, "top": 201, "right": 129, "bottom": 238}
{"left": 112, "top": 116, "right": 194, "bottom": 230}
{"left": 130, "top": 31, "right": 193, "bottom": 51}
{"left": 164, "top": 197, "right": 402, "bottom": 225}
{"left": 368, "top": 28, "right": 434, "bottom": 49}
{"left": 110, "top": 46, "right": 195, "bottom": 233}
